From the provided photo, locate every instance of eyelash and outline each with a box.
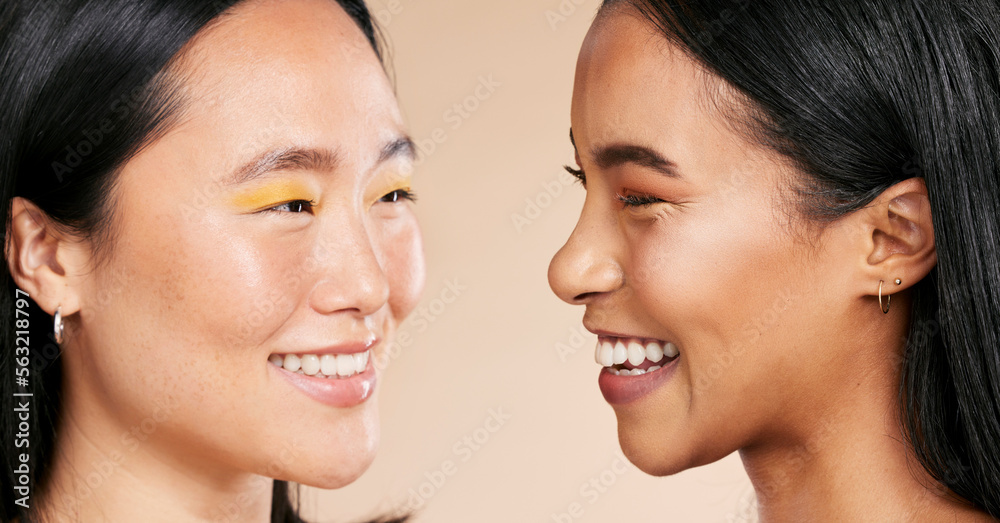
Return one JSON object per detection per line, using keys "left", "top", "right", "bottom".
{"left": 564, "top": 165, "right": 586, "bottom": 186}
{"left": 267, "top": 200, "right": 316, "bottom": 214}
{"left": 381, "top": 189, "right": 418, "bottom": 203}
{"left": 564, "top": 165, "right": 665, "bottom": 208}
{"left": 263, "top": 188, "right": 417, "bottom": 215}
{"left": 616, "top": 192, "right": 666, "bottom": 207}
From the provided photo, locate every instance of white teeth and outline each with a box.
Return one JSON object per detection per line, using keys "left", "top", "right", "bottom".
{"left": 645, "top": 341, "right": 664, "bottom": 363}
{"left": 271, "top": 350, "right": 372, "bottom": 379}
{"left": 336, "top": 354, "right": 355, "bottom": 376}
{"left": 320, "top": 354, "right": 338, "bottom": 376}
{"left": 627, "top": 341, "right": 646, "bottom": 366}
{"left": 599, "top": 342, "right": 615, "bottom": 367}
{"left": 612, "top": 342, "right": 628, "bottom": 365}
{"left": 301, "top": 354, "right": 321, "bottom": 376}
{"left": 595, "top": 338, "right": 679, "bottom": 374}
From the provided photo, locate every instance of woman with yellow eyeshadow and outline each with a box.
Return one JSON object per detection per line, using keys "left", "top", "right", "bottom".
{"left": 229, "top": 180, "right": 321, "bottom": 213}
{"left": 1, "top": 1, "right": 422, "bottom": 521}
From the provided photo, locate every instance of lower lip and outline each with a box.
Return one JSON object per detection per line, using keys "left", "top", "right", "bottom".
{"left": 598, "top": 357, "right": 680, "bottom": 405}
{"left": 271, "top": 359, "right": 376, "bottom": 408}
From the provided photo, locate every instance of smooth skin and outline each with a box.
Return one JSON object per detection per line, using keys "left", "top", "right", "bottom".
{"left": 549, "top": 9, "right": 991, "bottom": 522}
{"left": 6, "top": 0, "right": 424, "bottom": 521}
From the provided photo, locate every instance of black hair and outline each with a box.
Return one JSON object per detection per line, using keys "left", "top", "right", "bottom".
{"left": 600, "top": 0, "right": 1000, "bottom": 516}
{"left": 0, "top": 1, "right": 403, "bottom": 522}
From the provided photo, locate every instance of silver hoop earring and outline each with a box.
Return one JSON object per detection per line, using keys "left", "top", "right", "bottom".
{"left": 54, "top": 306, "right": 65, "bottom": 344}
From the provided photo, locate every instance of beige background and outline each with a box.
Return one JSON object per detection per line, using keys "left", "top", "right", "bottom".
{"left": 303, "top": 1, "right": 754, "bottom": 521}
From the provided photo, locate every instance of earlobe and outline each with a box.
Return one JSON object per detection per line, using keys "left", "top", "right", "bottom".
{"left": 5, "top": 197, "right": 81, "bottom": 316}
{"left": 863, "top": 178, "right": 938, "bottom": 293}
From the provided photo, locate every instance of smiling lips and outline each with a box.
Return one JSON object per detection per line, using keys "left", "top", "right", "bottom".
{"left": 596, "top": 336, "right": 682, "bottom": 405}
{"left": 269, "top": 350, "right": 371, "bottom": 379}
{"left": 596, "top": 337, "right": 679, "bottom": 376}
{"left": 269, "top": 346, "right": 377, "bottom": 408}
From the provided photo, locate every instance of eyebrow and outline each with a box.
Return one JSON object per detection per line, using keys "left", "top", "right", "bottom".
{"left": 569, "top": 128, "right": 681, "bottom": 179}
{"left": 225, "top": 136, "right": 416, "bottom": 186}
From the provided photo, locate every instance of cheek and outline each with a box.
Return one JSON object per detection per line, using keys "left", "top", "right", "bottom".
{"left": 96, "top": 206, "right": 309, "bottom": 375}
{"left": 613, "top": 199, "right": 813, "bottom": 469}
{"left": 70, "top": 211, "right": 285, "bottom": 446}
{"left": 149, "top": 219, "right": 298, "bottom": 346}
{"left": 375, "top": 213, "right": 425, "bottom": 321}
{"left": 629, "top": 198, "right": 802, "bottom": 375}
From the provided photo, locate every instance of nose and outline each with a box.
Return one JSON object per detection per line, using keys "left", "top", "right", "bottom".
{"left": 309, "top": 220, "right": 390, "bottom": 318}
{"left": 548, "top": 201, "right": 625, "bottom": 305}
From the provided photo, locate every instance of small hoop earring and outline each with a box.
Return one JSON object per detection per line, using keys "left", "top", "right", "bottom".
{"left": 54, "top": 306, "right": 65, "bottom": 344}
{"left": 879, "top": 280, "right": 891, "bottom": 314}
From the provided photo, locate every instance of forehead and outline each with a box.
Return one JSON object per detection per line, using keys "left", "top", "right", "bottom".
{"left": 169, "top": 0, "right": 401, "bottom": 152}
{"left": 571, "top": 10, "right": 717, "bottom": 147}
{"left": 188, "top": 0, "right": 378, "bottom": 75}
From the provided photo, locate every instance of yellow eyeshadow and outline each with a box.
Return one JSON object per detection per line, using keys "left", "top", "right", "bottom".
{"left": 369, "top": 177, "right": 414, "bottom": 202}
{"left": 228, "top": 180, "right": 317, "bottom": 211}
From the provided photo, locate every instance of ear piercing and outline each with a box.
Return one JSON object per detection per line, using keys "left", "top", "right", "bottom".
{"left": 54, "top": 305, "right": 64, "bottom": 344}
{"left": 879, "top": 279, "right": 903, "bottom": 314}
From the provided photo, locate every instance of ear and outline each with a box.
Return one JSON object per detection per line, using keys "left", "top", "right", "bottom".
{"left": 856, "top": 177, "right": 937, "bottom": 299}
{"left": 4, "top": 197, "right": 83, "bottom": 316}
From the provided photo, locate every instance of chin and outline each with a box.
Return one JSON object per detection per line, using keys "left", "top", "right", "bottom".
{"left": 618, "top": 431, "right": 679, "bottom": 476}
{"left": 614, "top": 412, "right": 701, "bottom": 477}
{"left": 299, "top": 453, "right": 377, "bottom": 490}
{"left": 271, "top": 402, "right": 381, "bottom": 489}
{"left": 276, "top": 435, "right": 379, "bottom": 489}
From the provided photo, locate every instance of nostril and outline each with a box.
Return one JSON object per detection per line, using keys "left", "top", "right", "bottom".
{"left": 573, "top": 291, "right": 601, "bottom": 303}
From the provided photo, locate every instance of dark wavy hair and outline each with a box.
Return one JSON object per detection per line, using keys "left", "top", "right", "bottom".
{"left": 0, "top": 1, "right": 405, "bottom": 522}
{"left": 600, "top": 0, "right": 1000, "bottom": 516}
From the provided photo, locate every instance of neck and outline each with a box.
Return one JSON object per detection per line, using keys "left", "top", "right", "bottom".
{"left": 739, "top": 358, "right": 988, "bottom": 522}
{"left": 37, "top": 401, "right": 273, "bottom": 522}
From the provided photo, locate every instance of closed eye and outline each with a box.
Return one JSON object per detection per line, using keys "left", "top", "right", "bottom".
{"left": 617, "top": 193, "right": 665, "bottom": 207}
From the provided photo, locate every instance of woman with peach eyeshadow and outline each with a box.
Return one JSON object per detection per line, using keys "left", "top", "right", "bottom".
{"left": 549, "top": 0, "right": 1000, "bottom": 520}
{"left": 1, "top": 0, "right": 422, "bottom": 521}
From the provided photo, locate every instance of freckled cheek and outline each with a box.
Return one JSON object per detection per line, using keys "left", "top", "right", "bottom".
{"left": 377, "top": 217, "right": 425, "bottom": 321}
{"left": 223, "top": 239, "right": 319, "bottom": 339}
{"left": 149, "top": 223, "right": 301, "bottom": 346}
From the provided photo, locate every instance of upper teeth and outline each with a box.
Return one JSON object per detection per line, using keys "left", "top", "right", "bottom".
{"left": 268, "top": 350, "right": 371, "bottom": 379}
{"left": 595, "top": 339, "right": 678, "bottom": 368}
